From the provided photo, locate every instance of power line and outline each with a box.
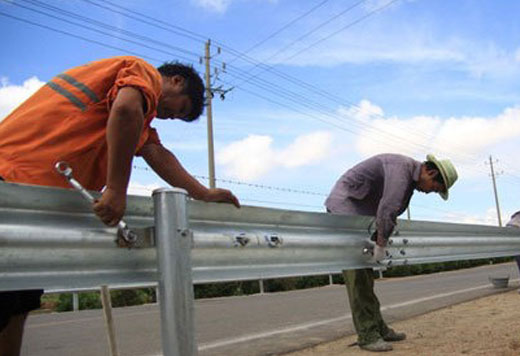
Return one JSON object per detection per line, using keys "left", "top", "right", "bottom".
{"left": 215, "top": 63, "right": 502, "bottom": 179}
{"left": 15, "top": 0, "right": 347, "bottom": 136}
{"left": 227, "top": 0, "right": 370, "bottom": 88}
{"left": 66, "top": 0, "right": 491, "bottom": 167}
{"left": 215, "top": 69, "right": 495, "bottom": 171}
{"left": 74, "top": 0, "right": 395, "bottom": 132}
{"left": 4, "top": 0, "right": 510, "bottom": 181}
{"left": 2, "top": 0, "right": 442, "bottom": 161}
{"left": 228, "top": 0, "right": 331, "bottom": 64}
{"left": 205, "top": 8, "right": 488, "bottom": 165}
{"left": 4, "top": 3, "right": 519, "bottom": 217}
{"left": 132, "top": 165, "right": 328, "bottom": 197}
{"left": 81, "top": 0, "right": 207, "bottom": 44}
{"left": 13, "top": 0, "right": 199, "bottom": 62}
{"left": 282, "top": 0, "right": 400, "bottom": 63}
{"left": 0, "top": 11, "right": 163, "bottom": 63}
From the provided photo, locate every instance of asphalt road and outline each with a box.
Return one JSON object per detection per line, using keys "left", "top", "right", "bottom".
{"left": 22, "top": 262, "right": 519, "bottom": 356}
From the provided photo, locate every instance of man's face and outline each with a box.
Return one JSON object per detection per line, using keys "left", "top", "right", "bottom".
{"left": 156, "top": 75, "right": 193, "bottom": 120}
{"left": 416, "top": 168, "right": 446, "bottom": 195}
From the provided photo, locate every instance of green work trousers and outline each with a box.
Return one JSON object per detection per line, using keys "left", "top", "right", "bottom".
{"left": 343, "top": 268, "right": 390, "bottom": 345}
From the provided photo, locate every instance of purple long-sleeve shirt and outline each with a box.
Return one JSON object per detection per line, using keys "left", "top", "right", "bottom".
{"left": 325, "top": 154, "right": 422, "bottom": 240}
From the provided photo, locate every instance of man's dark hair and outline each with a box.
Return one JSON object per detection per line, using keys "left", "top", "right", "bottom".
{"left": 424, "top": 161, "right": 445, "bottom": 185}
{"left": 157, "top": 62, "right": 205, "bottom": 121}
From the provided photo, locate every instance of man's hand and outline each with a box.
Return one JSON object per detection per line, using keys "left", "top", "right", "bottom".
{"left": 372, "top": 245, "right": 386, "bottom": 262}
{"left": 203, "top": 188, "right": 241, "bottom": 208}
{"left": 93, "top": 188, "right": 127, "bottom": 226}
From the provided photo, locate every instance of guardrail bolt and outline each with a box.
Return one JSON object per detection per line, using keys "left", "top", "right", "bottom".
{"left": 265, "top": 234, "right": 282, "bottom": 248}
{"left": 234, "top": 233, "right": 250, "bottom": 247}
{"left": 177, "top": 229, "right": 190, "bottom": 237}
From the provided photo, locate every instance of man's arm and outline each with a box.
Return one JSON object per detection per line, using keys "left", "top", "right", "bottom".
{"left": 140, "top": 142, "right": 240, "bottom": 208}
{"left": 375, "top": 168, "right": 413, "bottom": 246}
{"left": 93, "top": 87, "right": 144, "bottom": 226}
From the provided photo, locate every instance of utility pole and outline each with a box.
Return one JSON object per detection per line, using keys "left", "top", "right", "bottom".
{"left": 204, "top": 39, "right": 216, "bottom": 189}
{"left": 202, "top": 39, "right": 233, "bottom": 189}
{"left": 487, "top": 155, "right": 503, "bottom": 227}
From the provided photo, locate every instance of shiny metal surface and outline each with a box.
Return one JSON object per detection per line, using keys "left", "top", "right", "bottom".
{"left": 153, "top": 188, "right": 197, "bottom": 356}
{"left": 1, "top": 181, "right": 520, "bottom": 292}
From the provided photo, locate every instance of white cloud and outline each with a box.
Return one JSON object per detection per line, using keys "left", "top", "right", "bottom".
{"left": 515, "top": 48, "right": 520, "bottom": 62}
{"left": 192, "top": 0, "right": 232, "bottom": 13}
{"left": 277, "top": 132, "right": 332, "bottom": 168}
{"left": 275, "top": 37, "right": 465, "bottom": 68}
{"left": 446, "top": 207, "right": 502, "bottom": 226}
{"left": 0, "top": 77, "right": 45, "bottom": 121}
{"left": 340, "top": 100, "right": 520, "bottom": 179}
{"left": 217, "top": 131, "right": 333, "bottom": 180}
{"left": 362, "top": 0, "right": 414, "bottom": 13}
{"left": 436, "top": 108, "right": 520, "bottom": 154}
{"left": 192, "top": 0, "right": 278, "bottom": 13}
{"left": 340, "top": 99, "right": 385, "bottom": 121}
{"left": 267, "top": 16, "right": 519, "bottom": 79}
{"left": 217, "top": 135, "right": 274, "bottom": 180}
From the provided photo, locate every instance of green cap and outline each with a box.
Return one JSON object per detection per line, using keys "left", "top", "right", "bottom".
{"left": 426, "top": 154, "right": 458, "bottom": 200}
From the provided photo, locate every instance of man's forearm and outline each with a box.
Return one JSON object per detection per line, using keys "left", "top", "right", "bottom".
{"left": 142, "top": 144, "right": 209, "bottom": 199}
{"left": 375, "top": 210, "right": 397, "bottom": 245}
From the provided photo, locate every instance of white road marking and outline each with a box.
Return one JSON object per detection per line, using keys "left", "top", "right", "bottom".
{"left": 195, "top": 279, "right": 519, "bottom": 352}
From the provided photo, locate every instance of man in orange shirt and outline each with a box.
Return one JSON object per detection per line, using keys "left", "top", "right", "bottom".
{"left": 0, "top": 56, "right": 240, "bottom": 356}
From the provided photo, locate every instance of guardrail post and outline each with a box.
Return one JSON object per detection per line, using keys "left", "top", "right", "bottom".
{"left": 153, "top": 188, "right": 197, "bottom": 356}
{"left": 72, "top": 292, "right": 79, "bottom": 311}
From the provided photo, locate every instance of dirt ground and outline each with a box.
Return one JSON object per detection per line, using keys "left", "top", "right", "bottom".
{"left": 284, "top": 289, "right": 520, "bottom": 356}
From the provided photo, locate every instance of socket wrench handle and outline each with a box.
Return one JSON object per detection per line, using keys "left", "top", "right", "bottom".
{"left": 55, "top": 161, "right": 137, "bottom": 244}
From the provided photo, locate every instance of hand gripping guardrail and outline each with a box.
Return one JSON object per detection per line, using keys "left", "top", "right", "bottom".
{"left": 1, "top": 181, "right": 520, "bottom": 355}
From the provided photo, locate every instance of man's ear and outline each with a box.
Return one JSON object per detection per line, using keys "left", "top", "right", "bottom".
{"left": 428, "top": 169, "right": 439, "bottom": 179}
{"left": 171, "top": 75, "right": 185, "bottom": 89}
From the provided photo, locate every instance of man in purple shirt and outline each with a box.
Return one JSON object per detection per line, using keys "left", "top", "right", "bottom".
{"left": 325, "top": 153, "right": 458, "bottom": 352}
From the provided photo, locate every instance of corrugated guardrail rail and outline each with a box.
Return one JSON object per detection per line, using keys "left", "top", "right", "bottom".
{"left": 1, "top": 181, "right": 520, "bottom": 355}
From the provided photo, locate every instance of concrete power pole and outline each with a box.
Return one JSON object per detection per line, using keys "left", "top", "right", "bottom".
{"left": 488, "top": 155, "right": 503, "bottom": 227}
{"left": 204, "top": 39, "right": 216, "bottom": 189}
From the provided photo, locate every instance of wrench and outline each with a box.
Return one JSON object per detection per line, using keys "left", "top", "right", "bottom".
{"left": 55, "top": 161, "right": 137, "bottom": 245}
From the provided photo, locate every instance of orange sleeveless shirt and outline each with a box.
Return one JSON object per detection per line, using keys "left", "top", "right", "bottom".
{"left": 0, "top": 56, "right": 162, "bottom": 190}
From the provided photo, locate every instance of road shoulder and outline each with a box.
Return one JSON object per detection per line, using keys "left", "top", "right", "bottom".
{"left": 283, "top": 288, "right": 520, "bottom": 355}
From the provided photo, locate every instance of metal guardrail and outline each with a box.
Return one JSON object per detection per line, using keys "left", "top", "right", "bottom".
{"left": 2, "top": 181, "right": 520, "bottom": 292}
{"left": 2, "top": 181, "right": 520, "bottom": 355}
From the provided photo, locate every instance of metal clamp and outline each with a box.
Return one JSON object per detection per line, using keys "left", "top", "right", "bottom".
{"left": 55, "top": 161, "right": 137, "bottom": 246}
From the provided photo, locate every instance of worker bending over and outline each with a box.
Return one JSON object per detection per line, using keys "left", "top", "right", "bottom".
{"left": 325, "top": 153, "right": 458, "bottom": 352}
{"left": 0, "top": 56, "right": 240, "bottom": 356}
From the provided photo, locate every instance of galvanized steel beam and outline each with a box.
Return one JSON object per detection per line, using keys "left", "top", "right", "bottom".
{"left": 1, "top": 181, "right": 520, "bottom": 293}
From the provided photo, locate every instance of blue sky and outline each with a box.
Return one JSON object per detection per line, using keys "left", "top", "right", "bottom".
{"left": 1, "top": 0, "right": 520, "bottom": 225}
